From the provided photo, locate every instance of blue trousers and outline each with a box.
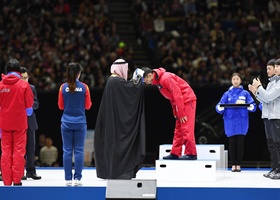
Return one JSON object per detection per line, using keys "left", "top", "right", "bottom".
{"left": 61, "top": 122, "right": 86, "bottom": 181}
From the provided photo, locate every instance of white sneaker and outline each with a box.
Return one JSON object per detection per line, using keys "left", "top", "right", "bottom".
{"left": 74, "top": 179, "right": 83, "bottom": 186}
{"left": 65, "top": 180, "right": 72, "bottom": 186}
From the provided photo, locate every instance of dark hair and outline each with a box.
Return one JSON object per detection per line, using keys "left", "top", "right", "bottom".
{"left": 274, "top": 58, "right": 280, "bottom": 65}
{"left": 21, "top": 67, "right": 28, "bottom": 73}
{"left": 267, "top": 59, "right": 276, "bottom": 66}
{"left": 5, "top": 58, "right": 21, "bottom": 74}
{"left": 231, "top": 72, "right": 242, "bottom": 81}
{"left": 141, "top": 67, "right": 153, "bottom": 77}
{"left": 67, "top": 62, "right": 82, "bottom": 93}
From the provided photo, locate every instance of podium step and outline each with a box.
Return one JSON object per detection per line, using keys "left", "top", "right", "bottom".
{"left": 159, "top": 144, "right": 227, "bottom": 170}
{"left": 106, "top": 179, "right": 157, "bottom": 199}
{"left": 156, "top": 159, "right": 225, "bottom": 182}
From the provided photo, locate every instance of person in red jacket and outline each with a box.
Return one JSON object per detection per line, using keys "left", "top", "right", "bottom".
{"left": 0, "top": 128, "right": 2, "bottom": 181}
{"left": 142, "top": 67, "right": 197, "bottom": 160}
{"left": 0, "top": 58, "right": 34, "bottom": 186}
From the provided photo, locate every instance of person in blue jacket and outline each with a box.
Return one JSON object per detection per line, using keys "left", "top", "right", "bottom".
{"left": 216, "top": 73, "right": 257, "bottom": 172}
{"left": 58, "top": 62, "right": 92, "bottom": 186}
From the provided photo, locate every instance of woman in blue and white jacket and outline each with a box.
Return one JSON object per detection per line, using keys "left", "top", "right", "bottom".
{"left": 58, "top": 63, "right": 92, "bottom": 186}
{"left": 216, "top": 73, "right": 257, "bottom": 172}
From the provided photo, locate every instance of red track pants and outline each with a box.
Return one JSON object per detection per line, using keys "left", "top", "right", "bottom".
{"left": 171, "top": 100, "right": 197, "bottom": 156}
{"left": 1, "top": 129, "right": 26, "bottom": 185}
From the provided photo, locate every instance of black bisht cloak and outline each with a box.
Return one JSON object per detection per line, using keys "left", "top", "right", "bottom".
{"left": 94, "top": 76, "right": 145, "bottom": 179}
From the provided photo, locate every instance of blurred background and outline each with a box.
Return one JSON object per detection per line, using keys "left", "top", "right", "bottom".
{"left": 1, "top": 0, "right": 279, "bottom": 168}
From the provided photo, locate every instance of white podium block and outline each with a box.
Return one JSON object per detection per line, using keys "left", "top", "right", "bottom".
{"left": 224, "top": 150, "right": 228, "bottom": 169}
{"left": 106, "top": 179, "right": 157, "bottom": 199}
{"left": 158, "top": 144, "right": 184, "bottom": 159}
{"left": 156, "top": 159, "right": 225, "bottom": 182}
{"left": 159, "top": 144, "right": 226, "bottom": 170}
{"left": 159, "top": 144, "right": 224, "bottom": 159}
{"left": 196, "top": 144, "right": 225, "bottom": 170}
{"left": 196, "top": 144, "right": 224, "bottom": 160}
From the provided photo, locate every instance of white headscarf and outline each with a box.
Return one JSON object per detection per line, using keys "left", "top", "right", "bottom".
{"left": 110, "top": 59, "right": 128, "bottom": 80}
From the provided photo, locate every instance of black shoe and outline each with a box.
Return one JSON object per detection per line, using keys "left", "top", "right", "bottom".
{"left": 179, "top": 155, "right": 197, "bottom": 160}
{"left": 0, "top": 175, "right": 2, "bottom": 181}
{"left": 26, "top": 173, "right": 42, "bottom": 180}
{"left": 163, "top": 154, "right": 179, "bottom": 160}
{"left": 21, "top": 176, "right": 27, "bottom": 180}
{"left": 13, "top": 182, "right": 22, "bottom": 186}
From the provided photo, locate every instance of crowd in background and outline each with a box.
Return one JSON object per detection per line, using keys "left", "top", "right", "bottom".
{"left": 0, "top": 0, "right": 119, "bottom": 91}
{"left": 1, "top": 0, "right": 280, "bottom": 91}
{"left": 134, "top": 0, "right": 280, "bottom": 87}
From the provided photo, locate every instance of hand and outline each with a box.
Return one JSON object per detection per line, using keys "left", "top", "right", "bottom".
{"left": 132, "top": 68, "right": 145, "bottom": 84}
{"left": 136, "top": 68, "right": 144, "bottom": 77}
{"left": 133, "top": 68, "right": 144, "bottom": 78}
{"left": 179, "top": 116, "right": 188, "bottom": 123}
{"left": 248, "top": 84, "right": 257, "bottom": 95}
{"left": 132, "top": 68, "right": 144, "bottom": 80}
{"left": 132, "top": 69, "right": 138, "bottom": 81}
{"left": 247, "top": 104, "right": 254, "bottom": 111}
{"left": 217, "top": 104, "right": 224, "bottom": 111}
{"left": 252, "top": 78, "right": 262, "bottom": 88}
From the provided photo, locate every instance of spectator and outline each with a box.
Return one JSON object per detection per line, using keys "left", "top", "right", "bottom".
{"left": 268, "top": 0, "right": 280, "bottom": 18}
{"left": 35, "top": 133, "right": 46, "bottom": 166}
{"left": 153, "top": 14, "right": 165, "bottom": 33}
{"left": 40, "top": 137, "right": 58, "bottom": 167}
{"left": 1, "top": 0, "right": 280, "bottom": 90}
{"left": 182, "top": 0, "right": 197, "bottom": 17}
{"left": 259, "top": 12, "right": 273, "bottom": 33}
{"left": 54, "top": 0, "right": 71, "bottom": 15}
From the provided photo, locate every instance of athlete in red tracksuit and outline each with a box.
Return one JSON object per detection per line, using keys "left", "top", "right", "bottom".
{"left": 0, "top": 58, "right": 34, "bottom": 186}
{"left": 142, "top": 67, "right": 197, "bottom": 160}
{"left": 0, "top": 127, "right": 2, "bottom": 181}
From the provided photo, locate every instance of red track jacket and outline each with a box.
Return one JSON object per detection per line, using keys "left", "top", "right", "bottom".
{"left": 152, "top": 68, "right": 197, "bottom": 118}
{"left": 0, "top": 72, "right": 34, "bottom": 130}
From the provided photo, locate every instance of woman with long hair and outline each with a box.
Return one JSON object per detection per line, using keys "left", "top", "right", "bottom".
{"left": 58, "top": 62, "right": 92, "bottom": 186}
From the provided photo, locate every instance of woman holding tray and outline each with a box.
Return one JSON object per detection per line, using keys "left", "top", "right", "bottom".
{"left": 216, "top": 73, "right": 257, "bottom": 172}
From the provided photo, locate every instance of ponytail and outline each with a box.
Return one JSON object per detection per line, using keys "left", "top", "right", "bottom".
{"left": 67, "top": 62, "right": 81, "bottom": 93}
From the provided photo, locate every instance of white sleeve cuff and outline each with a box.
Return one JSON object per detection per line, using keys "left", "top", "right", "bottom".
{"left": 247, "top": 104, "right": 254, "bottom": 111}
{"left": 217, "top": 105, "right": 224, "bottom": 111}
